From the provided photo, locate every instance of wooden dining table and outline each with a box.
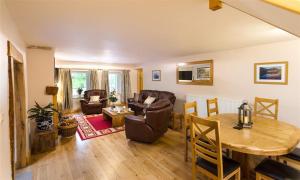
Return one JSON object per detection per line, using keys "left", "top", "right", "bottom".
{"left": 205, "top": 113, "right": 300, "bottom": 180}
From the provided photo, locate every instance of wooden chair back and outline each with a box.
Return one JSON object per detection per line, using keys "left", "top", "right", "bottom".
{"left": 254, "top": 97, "right": 279, "bottom": 120}
{"left": 207, "top": 98, "right": 219, "bottom": 117}
{"left": 183, "top": 101, "right": 198, "bottom": 162}
{"left": 190, "top": 115, "right": 223, "bottom": 179}
{"left": 184, "top": 101, "right": 198, "bottom": 127}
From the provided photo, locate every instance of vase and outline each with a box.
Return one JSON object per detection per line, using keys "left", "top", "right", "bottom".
{"left": 111, "top": 102, "right": 116, "bottom": 110}
{"left": 36, "top": 117, "right": 53, "bottom": 131}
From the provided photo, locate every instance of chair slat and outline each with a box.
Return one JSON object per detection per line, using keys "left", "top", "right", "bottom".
{"left": 196, "top": 151, "right": 218, "bottom": 165}
{"left": 206, "top": 98, "right": 219, "bottom": 117}
{"left": 254, "top": 97, "right": 279, "bottom": 120}
{"left": 195, "top": 145, "right": 218, "bottom": 158}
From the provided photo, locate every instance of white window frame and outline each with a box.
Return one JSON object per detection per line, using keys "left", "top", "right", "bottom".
{"left": 71, "top": 70, "right": 90, "bottom": 98}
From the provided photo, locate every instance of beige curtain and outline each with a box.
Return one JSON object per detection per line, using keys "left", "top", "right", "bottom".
{"left": 57, "top": 69, "right": 73, "bottom": 110}
{"left": 89, "top": 70, "right": 100, "bottom": 89}
{"left": 122, "top": 70, "right": 131, "bottom": 102}
{"left": 101, "top": 70, "right": 109, "bottom": 96}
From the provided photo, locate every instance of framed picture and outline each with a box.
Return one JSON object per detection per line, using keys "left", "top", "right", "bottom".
{"left": 196, "top": 66, "right": 211, "bottom": 80}
{"left": 177, "top": 60, "right": 213, "bottom": 85}
{"left": 152, "top": 70, "right": 161, "bottom": 81}
{"left": 254, "top": 61, "right": 288, "bottom": 85}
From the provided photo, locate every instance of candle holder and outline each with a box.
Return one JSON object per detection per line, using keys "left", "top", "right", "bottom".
{"left": 237, "top": 101, "right": 253, "bottom": 129}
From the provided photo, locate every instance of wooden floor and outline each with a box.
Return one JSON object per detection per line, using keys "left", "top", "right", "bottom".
{"left": 17, "top": 130, "right": 193, "bottom": 180}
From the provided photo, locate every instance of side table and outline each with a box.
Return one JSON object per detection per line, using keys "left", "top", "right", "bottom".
{"left": 32, "top": 128, "right": 57, "bottom": 154}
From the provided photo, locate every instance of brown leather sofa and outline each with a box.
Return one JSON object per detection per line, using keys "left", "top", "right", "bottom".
{"left": 80, "top": 89, "right": 107, "bottom": 115}
{"left": 125, "top": 101, "right": 173, "bottom": 143}
{"left": 127, "top": 90, "right": 176, "bottom": 115}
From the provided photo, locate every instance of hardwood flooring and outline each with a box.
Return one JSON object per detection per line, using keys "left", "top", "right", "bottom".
{"left": 17, "top": 130, "right": 193, "bottom": 180}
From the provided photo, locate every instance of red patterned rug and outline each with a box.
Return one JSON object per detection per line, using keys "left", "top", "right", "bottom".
{"left": 75, "top": 114, "right": 124, "bottom": 140}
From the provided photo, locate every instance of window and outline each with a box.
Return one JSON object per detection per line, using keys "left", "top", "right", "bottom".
{"left": 71, "top": 71, "right": 90, "bottom": 97}
{"left": 109, "top": 71, "right": 122, "bottom": 94}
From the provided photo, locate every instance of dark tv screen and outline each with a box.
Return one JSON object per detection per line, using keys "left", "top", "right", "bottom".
{"left": 179, "top": 71, "right": 192, "bottom": 80}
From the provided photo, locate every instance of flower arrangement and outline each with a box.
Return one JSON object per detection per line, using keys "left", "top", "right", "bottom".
{"left": 109, "top": 90, "right": 118, "bottom": 103}
{"left": 77, "top": 87, "right": 83, "bottom": 96}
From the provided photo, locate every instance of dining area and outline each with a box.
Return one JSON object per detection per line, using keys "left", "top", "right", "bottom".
{"left": 184, "top": 97, "right": 300, "bottom": 180}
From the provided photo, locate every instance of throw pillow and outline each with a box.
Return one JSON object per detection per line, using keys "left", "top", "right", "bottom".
{"left": 89, "top": 96, "right": 100, "bottom": 103}
{"left": 144, "top": 96, "right": 156, "bottom": 105}
{"left": 134, "top": 93, "right": 139, "bottom": 102}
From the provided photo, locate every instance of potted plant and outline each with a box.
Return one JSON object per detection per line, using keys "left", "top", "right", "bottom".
{"left": 109, "top": 90, "right": 118, "bottom": 109}
{"left": 58, "top": 113, "right": 78, "bottom": 138}
{"left": 77, "top": 87, "right": 83, "bottom": 97}
{"left": 28, "top": 102, "right": 56, "bottom": 131}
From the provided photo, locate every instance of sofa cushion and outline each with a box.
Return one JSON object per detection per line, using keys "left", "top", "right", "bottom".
{"left": 139, "top": 90, "right": 159, "bottom": 103}
{"left": 130, "top": 90, "right": 176, "bottom": 115}
{"left": 196, "top": 156, "right": 240, "bottom": 177}
{"left": 134, "top": 93, "right": 140, "bottom": 102}
{"left": 255, "top": 159, "right": 300, "bottom": 180}
{"left": 84, "top": 89, "right": 107, "bottom": 100}
{"left": 144, "top": 96, "right": 156, "bottom": 105}
{"left": 147, "top": 99, "right": 171, "bottom": 111}
{"left": 89, "top": 95, "right": 100, "bottom": 103}
{"left": 158, "top": 91, "right": 176, "bottom": 104}
{"left": 283, "top": 148, "right": 300, "bottom": 161}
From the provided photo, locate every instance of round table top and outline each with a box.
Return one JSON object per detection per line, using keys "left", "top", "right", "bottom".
{"left": 206, "top": 113, "right": 300, "bottom": 156}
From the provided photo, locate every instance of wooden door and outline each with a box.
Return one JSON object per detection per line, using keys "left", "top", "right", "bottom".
{"left": 136, "top": 68, "right": 143, "bottom": 93}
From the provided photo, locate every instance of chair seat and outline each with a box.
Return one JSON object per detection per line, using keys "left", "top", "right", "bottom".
{"left": 196, "top": 156, "right": 240, "bottom": 177}
{"left": 255, "top": 159, "right": 300, "bottom": 180}
{"left": 283, "top": 148, "right": 300, "bottom": 161}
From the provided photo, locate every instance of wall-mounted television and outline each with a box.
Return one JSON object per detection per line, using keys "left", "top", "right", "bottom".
{"left": 179, "top": 71, "right": 192, "bottom": 81}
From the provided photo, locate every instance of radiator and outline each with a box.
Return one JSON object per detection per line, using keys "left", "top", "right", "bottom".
{"left": 186, "top": 94, "right": 243, "bottom": 117}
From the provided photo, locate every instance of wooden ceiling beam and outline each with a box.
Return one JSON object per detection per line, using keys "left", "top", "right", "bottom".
{"left": 209, "top": 0, "right": 222, "bottom": 11}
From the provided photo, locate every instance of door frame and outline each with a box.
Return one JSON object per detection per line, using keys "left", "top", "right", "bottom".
{"left": 136, "top": 68, "right": 143, "bottom": 93}
{"left": 7, "top": 41, "right": 29, "bottom": 179}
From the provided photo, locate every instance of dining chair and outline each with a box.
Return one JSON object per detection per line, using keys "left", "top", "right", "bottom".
{"left": 207, "top": 98, "right": 219, "bottom": 117}
{"left": 190, "top": 115, "right": 240, "bottom": 180}
{"left": 255, "top": 159, "right": 300, "bottom": 180}
{"left": 279, "top": 148, "right": 300, "bottom": 167}
{"left": 207, "top": 97, "right": 231, "bottom": 157}
{"left": 183, "top": 101, "right": 198, "bottom": 162}
{"left": 254, "top": 97, "right": 279, "bottom": 120}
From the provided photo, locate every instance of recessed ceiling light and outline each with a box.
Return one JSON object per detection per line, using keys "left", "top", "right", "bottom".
{"left": 178, "top": 63, "right": 186, "bottom": 66}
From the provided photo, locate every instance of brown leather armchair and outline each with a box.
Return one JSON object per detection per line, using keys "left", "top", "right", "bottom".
{"left": 80, "top": 90, "right": 107, "bottom": 115}
{"left": 124, "top": 101, "right": 173, "bottom": 143}
{"left": 127, "top": 90, "right": 176, "bottom": 115}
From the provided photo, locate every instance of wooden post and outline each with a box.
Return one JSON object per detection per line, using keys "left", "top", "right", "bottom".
{"left": 209, "top": 0, "right": 222, "bottom": 11}
{"left": 45, "top": 86, "right": 59, "bottom": 133}
{"left": 53, "top": 94, "right": 58, "bottom": 128}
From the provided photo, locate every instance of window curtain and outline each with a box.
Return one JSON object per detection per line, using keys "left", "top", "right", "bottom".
{"left": 57, "top": 69, "right": 73, "bottom": 110}
{"left": 122, "top": 70, "right": 131, "bottom": 103}
{"left": 89, "top": 70, "right": 100, "bottom": 89}
{"left": 101, "top": 70, "right": 109, "bottom": 96}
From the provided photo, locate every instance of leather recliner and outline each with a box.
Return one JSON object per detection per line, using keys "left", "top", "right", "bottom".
{"left": 80, "top": 89, "right": 107, "bottom": 115}
{"left": 124, "top": 101, "right": 173, "bottom": 143}
{"left": 127, "top": 90, "right": 176, "bottom": 115}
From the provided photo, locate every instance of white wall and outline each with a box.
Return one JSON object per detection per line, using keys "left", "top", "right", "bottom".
{"left": 0, "top": 0, "right": 26, "bottom": 179}
{"left": 27, "top": 48, "right": 55, "bottom": 108}
{"left": 143, "top": 39, "right": 300, "bottom": 127}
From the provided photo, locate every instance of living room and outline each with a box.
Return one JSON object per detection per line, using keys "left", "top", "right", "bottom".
{"left": 1, "top": 0, "right": 300, "bottom": 180}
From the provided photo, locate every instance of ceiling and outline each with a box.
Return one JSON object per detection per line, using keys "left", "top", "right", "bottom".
{"left": 6, "top": 0, "right": 296, "bottom": 64}
{"left": 223, "top": 0, "right": 300, "bottom": 37}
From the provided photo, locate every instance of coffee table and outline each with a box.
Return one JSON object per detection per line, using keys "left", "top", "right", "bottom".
{"left": 102, "top": 107, "right": 134, "bottom": 127}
